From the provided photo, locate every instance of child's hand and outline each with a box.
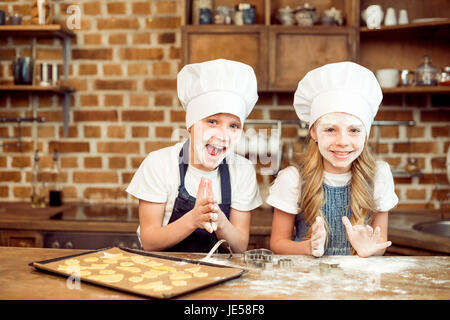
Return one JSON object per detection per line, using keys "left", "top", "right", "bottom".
{"left": 191, "top": 178, "right": 216, "bottom": 233}
{"left": 342, "top": 216, "right": 392, "bottom": 258}
{"left": 310, "top": 216, "right": 326, "bottom": 257}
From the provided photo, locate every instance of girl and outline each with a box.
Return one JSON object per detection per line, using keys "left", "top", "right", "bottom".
{"left": 267, "top": 62, "right": 398, "bottom": 257}
{"left": 127, "top": 59, "right": 262, "bottom": 253}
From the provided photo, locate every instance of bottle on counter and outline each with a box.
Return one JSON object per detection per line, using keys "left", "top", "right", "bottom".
{"left": 49, "top": 149, "right": 63, "bottom": 206}
{"left": 30, "top": 149, "right": 46, "bottom": 208}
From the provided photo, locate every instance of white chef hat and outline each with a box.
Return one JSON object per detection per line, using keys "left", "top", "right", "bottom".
{"left": 293, "top": 61, "right": 382, "bottom": 137}
{"left": 177, "top": 59, "right": 258, "bottom": 129}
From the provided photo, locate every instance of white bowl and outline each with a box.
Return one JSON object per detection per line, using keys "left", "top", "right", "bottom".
{"left": 376, "top": 68, "right": 399, "bottom": 88}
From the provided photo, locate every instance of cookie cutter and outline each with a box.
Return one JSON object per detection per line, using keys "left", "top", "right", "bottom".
{"left": 243, "top": 248, "right": 274, "bottom": 269}
{"left": 278, "top": 258, "right": 293, "bottom": 269}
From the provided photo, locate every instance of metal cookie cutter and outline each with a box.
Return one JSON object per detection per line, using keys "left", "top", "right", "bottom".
{"left": 243, "top": 249, "right": 274, "bottom": 269}
{"left": 278, "top": 258, "right": 293, "bottom": 269}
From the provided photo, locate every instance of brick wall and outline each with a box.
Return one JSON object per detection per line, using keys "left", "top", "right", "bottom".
{"left": 0, "top": 0, "right": 449, "bottom": 210}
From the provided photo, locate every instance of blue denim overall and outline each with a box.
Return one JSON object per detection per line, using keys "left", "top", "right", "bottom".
{"left": 294, "top": 184, "right": 352, "bottom": 255}
{"left": 166, "top": 140, "right": 231, "bottom": 253}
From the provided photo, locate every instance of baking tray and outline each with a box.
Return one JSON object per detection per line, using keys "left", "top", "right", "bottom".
{"left": 31, "top": 246, "right": 247, "bottom": 299}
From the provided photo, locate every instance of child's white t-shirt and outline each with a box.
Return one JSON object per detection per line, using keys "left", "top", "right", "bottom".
{"left": 266, "top": 161, "right": 398, "bottom": 214}
{"left": 126, "top": 141, "right": 262, "bottom": 226}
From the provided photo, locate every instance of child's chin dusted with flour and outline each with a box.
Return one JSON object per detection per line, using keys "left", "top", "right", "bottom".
{"left": 126, "top": 59, "right": 262, "bottom": 254}
{"left": 268, "top": 62, "right": 399, "bottom": 258}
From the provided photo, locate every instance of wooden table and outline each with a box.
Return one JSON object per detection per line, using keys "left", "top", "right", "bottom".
{"left": 0, "top": 247, "right": 449, "bottom": 300}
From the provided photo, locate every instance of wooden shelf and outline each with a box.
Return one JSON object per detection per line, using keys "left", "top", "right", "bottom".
{"left": 0, "top": 24, "right": 75, "bottom": 39}
{"left": 360, "top": 19, "right": 450, "bottom": 33}
{"left": 0, "top": 85, "right": 75, "bottom": 94}
{"left": 382, "top": 86, "right": 450, "bottom": 94}
{"left": 185, "top": 24, "right": 355, "bottom": 34}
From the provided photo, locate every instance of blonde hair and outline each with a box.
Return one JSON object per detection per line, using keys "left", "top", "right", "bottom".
{"left": 293, "top": 135, "right": 376, "bottom": 254}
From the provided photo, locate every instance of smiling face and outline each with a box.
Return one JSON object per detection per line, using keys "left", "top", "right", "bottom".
{"left": 311, "top": 112, "right": 366, "bottom": 174}
{"left": 189, "top": 113, "right": 243, "bottom": 171}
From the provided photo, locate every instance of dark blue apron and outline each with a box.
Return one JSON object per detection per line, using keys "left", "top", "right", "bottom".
{"left": 166, "top": 140, "right": 231, "bottom": 253}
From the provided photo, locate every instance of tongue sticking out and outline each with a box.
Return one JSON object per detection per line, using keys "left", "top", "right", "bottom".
{"left": 206, "top": 144, "right": 217, "bottom": 156}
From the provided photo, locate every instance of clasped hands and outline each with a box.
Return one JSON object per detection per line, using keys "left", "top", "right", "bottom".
{"left": 191, "top": 177, "right": 223, "bottom": 233}
{"left": 310, "top": 216, "right": 392, "bottom": 258}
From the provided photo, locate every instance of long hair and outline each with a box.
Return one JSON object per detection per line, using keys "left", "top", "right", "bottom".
{"left": 293, "top": 135, "right": 377, "bottom": 254}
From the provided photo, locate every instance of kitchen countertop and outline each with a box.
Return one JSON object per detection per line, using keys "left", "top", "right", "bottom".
{"left": 0, "top": 246, "right": 449, "bottom": 300}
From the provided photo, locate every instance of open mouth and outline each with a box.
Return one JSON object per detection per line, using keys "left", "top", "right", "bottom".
{"left": 205, "top": 144, "right": 227, "bottom": 157}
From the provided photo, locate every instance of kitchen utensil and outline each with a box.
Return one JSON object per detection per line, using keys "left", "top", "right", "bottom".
{"left": 13, "top": 57, "right": 34, "bottom": 85}
{"left": 362, "top": 5, "right": 383, "bottom": 29}
{"left": 201, "top": 239, "right": 233, "bottom": 262}
{"left": 412, "top": 17, "right": 448, "bottom": 24}
{"left": 40, "top": 62, "right": 52, "bottom": 86}
{"left": 376, "top": 68, "right": 399, "bottom": 88}
{"left": 31, "top": 0, "right": 52, "bottom": 25}
{"left": 400, "top": 69, "right": 414, "bottom": 86}
{"left": 199, "top": 0, "right": 213, "bottom": 24}
{"left": 215, "top": 5, "right": 233, "bottom": 24}
{"left": 446, "top": 145, "right": 450, "bottom": 183}
{"left": 0, "top": 10, "right": 6, "bottom": 25}
{"left": 241, "top": 4, "right": 255, "bottom": 25}
{"left": 52, "top": 63, "right": 60, "bottom": 85}
{"left": 234, "top": 10, "right": 243, "bottom": 25}
{"left": 415, "top": 55, "right": 438, "bottom": 86}
{"left": 243, "top": 248, "right": 273, "bottom": 269}
{"left": 199, "top": 7, "right": 212, "bottom": 24}
{"left": 9, "top": 13, "right": 22, "bottom": 25}
{"left": 295, "top": 3, "right": 318, "bottom": 26}
{"left": 398, "top": 9, "right": 409, "bottom": 24}
{"left": 438, "top": 66, "right": 450, "bottom": 86}
{"left": 322, "top": 6, "right": 343, "bottom": 26}
{"left": 277, "top": 6, "right": 295, "bottom": 26}
{"left": 278, "top": 258, "right": 293, "bottom": 269}
{"left": 384, "top": 7, "right": 397, "bottom": 26}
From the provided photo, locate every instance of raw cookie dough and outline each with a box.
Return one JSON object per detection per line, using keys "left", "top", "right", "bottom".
{"left": 153, "top": 265, "right": 177, "bottom": 273}
{"left": 133, "top": 281, "right": 163, "bottom": 290}
{"left": 87, "top": 263, "right": 109, "bottom": 270}
{"left": 153, "top": 284, "right": 173, "bottom": 292}
{"left": 65, "top": 259, "right": 80, "bottom": 266}
{"left": 116, "top": 266, "right": 141, "bottom": 273}
{"left": 142, "top": 270, "right": 167, "bottom": 278}
{"left": 171, "top": 280, "right": 187, "bottom": 287}
{"left": 128, "top": 276, "right": 144, "bottom": 283}
{"left": 193, "top": 272, "right": 208, "bottom": 278}
{"left": 99, "top": 269, "right": 116, "bottom": 275}
{"left": 120, "top": 262, "right": 134, "bottom": 267}
{"left": 185, "top": 266, "right": 202, "bottom": 273}
{"left": 170, "top": 272, "right": 192, "bottom": 280}
{"left": 87, "top": 274, "right": 124, "bottom": 283}
{"left": 83, "top": 257, "right": 99, "bottom": 263}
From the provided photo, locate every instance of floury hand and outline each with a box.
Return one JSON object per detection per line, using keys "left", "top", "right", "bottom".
{"left": 310, "top": 216, "right": 326, "bottom": 257}
{"left": 342, "top": 216, "right": 392, "bottom": 258}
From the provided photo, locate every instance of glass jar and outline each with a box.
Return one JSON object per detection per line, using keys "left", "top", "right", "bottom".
{"left": 438, "top": 66, "right": 450, "bottom": 86}
{"left": 415, "top": 55, "right": 438, "bottom": 86}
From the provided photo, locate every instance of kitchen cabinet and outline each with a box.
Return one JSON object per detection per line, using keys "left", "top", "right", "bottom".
{"left": 182, "top": 25, "right": 269, "bottom": 90}
{"left": 0, "top": 230, "right": 43, "bottom": 247}
{"left": 182, "top": 0, "right": 358, "bottom": 91}
{"left": 181, "top": 0, "right": 450, "bottom": 93}
{"left": 0, "top": 24, "right": 76, "bottom": 137}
